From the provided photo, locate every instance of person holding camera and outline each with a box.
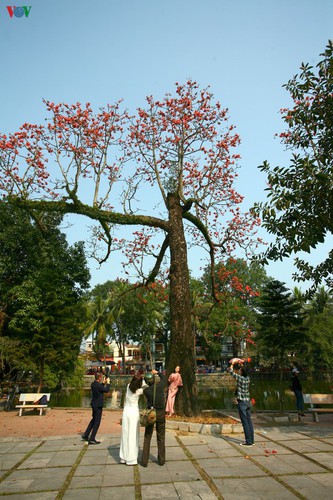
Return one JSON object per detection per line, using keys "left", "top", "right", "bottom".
{"left": 228, "top": 358, "right": 254, "bottom": 447}
{"left": 82, "top": 371, "right": 110, "bottom": 444}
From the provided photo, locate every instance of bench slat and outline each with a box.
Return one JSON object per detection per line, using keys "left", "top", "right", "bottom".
{"left": 308, "top": 408, "right": 333, "bottom": 413}
{"left": 16, "top": 405, "right": 48, "bottom": 408}
{"left": 303, "top": 394, "right": 333, "bottom": 404}
{"left": 18, "top": 393, "right": 50, "bottom": 403}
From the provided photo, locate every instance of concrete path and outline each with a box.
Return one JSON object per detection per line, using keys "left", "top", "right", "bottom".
{"left": 1, "top": 419, "right": 333, "bottom": 499}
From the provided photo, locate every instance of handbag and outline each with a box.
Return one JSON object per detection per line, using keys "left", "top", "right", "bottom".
{"left": 140, "top": 407, "right": 157, "bottom": 426}
{"left": 140, "top": 377, "right": 157, "bottom": 427}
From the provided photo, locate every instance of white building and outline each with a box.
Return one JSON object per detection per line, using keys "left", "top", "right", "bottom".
{"left": 82, "top": 338, "right": 144, "bottom": 373}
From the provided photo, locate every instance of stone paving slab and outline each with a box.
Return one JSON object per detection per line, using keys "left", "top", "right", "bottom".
{"left": 68, "top": 474, "right": 104, "bottom": 489}
{"left": 141, "top": 482, "right": 180, "bottom": 499}
{"left": 0, "top": 466, "right": 71, "bottom": 494}
{"left": 198, "top": 456, "right": 268, "bottom": 478}
{"left": 99, "top": 486, "right": 136, "bottom": 500}
{"left": 40, "top": 441, "right": 84, "bottom": 452}
{"left": 64, "top": 486, "right": 137, "bottom": 500}
{"left": 179, "top": 443, "right": 220, "bottom": 459}
{"left": 0, "top": 453, "right": 28, "bottom": 470}
{"left": 254, "top": 453, "right": 326, "bottom": 474}
{"left": 0, "top": 441, "right": 39, "bottom": 454}
{"left": 142, "top": 480, "right": 217, "bottom": 499}
{"left": 280, "top": 438, "right": 333, "bottom": 453}
{"left": 281, "top": 472, "right": 333, "bottom": 497}
{"left": 103, "top": 466, "right": 137, "bottom": 487}
{"left": 63, "top": 487, "right": 103, "bottom": 500}
{"left": 160, "top": 445, "right": 188, "bottom": 460}
{"left": 162, "top": 459, "right": 201, "bottom": 480}
{"left": 79, "top": 449, "right": 118, "bottom": 465}
{"left": 2, "top": 425, "right": 333, "bottom": 498}
{"left": 139, "top": 463, "right": 180, "bottom": 484}
{"left": 304, "top": 452, "right": 333, "bottom": 468}
{"left": 173, "top": 480, "right": 218, "bottom": 499}
{"left": 215, "top": 476, "right": 300, "bottom": 499}
{"left": 4, "top": 493, "right": 57, "bottom": 500}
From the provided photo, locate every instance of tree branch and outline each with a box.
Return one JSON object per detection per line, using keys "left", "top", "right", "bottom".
{"left": 145, "top": 234, "right": 170, "bottom": 284}
{"left": 8, "top": 198, "right": 169, "bottom": 231}
{"left": 183, "top": 211, "right": 220, "bottom": 302}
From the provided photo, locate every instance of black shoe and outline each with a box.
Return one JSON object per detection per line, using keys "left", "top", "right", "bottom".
{"left": 81, "top": 434, "right": 89, "bottom": 440}
{"left": 140, "top": 462, "right": 147, "bottom": 467}
{"left": 88, "top": 440, "right": 101, "bottom": 445}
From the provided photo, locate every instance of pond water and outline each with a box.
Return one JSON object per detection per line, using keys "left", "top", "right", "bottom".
{"left": 51, "top": 374, "right": 333, "bottom": 411}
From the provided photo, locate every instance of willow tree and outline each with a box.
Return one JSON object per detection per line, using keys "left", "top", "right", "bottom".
{"left": 0, "top": 81, "right": 259, "bottom": 415}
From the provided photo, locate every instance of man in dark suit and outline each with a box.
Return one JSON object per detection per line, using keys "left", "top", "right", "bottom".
{"left": 82, "top": 372, "right": 110, "bottom": 444}
{"left": 141, "top": 369, "right": 167, "bottom": 467}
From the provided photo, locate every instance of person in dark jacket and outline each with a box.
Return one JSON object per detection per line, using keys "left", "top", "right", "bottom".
{"left": 141, "top": 369, "right": 167, "bottom": 467}
{"left": 290, "top": 368, "right": 305, "bottom": 417}
{"left": 82, "top": 372, "right": 110, "bottom": 444}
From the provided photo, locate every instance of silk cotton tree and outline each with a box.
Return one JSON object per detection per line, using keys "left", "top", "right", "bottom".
{"left": 0, "top": 81, "right": 260, "bottom": 415}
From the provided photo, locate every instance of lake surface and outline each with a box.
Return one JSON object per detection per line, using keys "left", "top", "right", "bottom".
{"left": 51, "top": 373, "right": 333, "bottom": 411}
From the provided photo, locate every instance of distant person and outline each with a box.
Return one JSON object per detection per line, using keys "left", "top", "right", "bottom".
{"left": 165, "top": 365, "right": 183, "bottom": 417}
{"left": 141, "top": 369, "right": 167, "bottom": 467}
{"left": 119, "top": 374, "right": 145, "bottom": 465}
{"left": 290, "top": 368, "right": 305, "bottom": 417}
{"left": 82, "top": 372, "right": 110, "bottom": 444}
{"left": 228, "top": 358, "right": 255, "bottom": 447}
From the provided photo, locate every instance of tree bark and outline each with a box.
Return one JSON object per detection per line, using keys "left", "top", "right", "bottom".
{"left": 167, "top": 193, "right": 198, "bottom": 416}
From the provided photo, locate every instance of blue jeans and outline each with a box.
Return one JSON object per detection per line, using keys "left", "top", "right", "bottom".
{"left": 238, "top": 400, "right": 254, "bottom": 444}
{"left": 294, "top": 390, "right": 304, "bottom": 413}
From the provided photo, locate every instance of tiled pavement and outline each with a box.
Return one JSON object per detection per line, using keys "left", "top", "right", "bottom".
{"left": 1, "top": 421, "right": 333, "bottom": 499}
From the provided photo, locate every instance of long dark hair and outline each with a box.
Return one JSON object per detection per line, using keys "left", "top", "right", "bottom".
{"left": 129, "top": 375, "right": 143, "bottom": 393}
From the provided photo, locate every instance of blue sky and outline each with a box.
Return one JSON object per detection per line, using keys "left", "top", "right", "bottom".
{"left": 1, "top": 0, "right": 332, "bottom": 290}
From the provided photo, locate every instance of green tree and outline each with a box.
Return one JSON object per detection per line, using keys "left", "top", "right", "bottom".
{"left": 254, "top": 41, "right": 333, "bottom": 292}
{"left": 199, "top": 259, "right": 268, "bottom": 361}
{"left": 88, "top": 280, "right": 169, "bottom": 373}
{"left": 10, "top": 291, "right": 85, "bottom": 391}
{"left": 255, "top": 279, "right": 306, "bottom": 376}
{"left": 84, "top": 294, "right": 115, "bottom": 353}
{"left": 0, "top": 204, "right": 90, "bottom": 387}
{"left": 298, "top": 288, "right": 333, "bottom": 370}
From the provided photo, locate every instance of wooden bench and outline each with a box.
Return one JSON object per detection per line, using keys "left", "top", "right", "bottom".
{"left": 15, "top": 393, "right": 50, "bottom": 416}
{"left": 303, "top": 394, "right": 333, "bottom": 422}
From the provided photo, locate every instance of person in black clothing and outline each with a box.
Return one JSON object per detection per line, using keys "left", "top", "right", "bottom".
{"left": 290, "top": 368, "right": 305, "bottom": 417}
{"left": 141, "top": 369, "right": 167, "bottom": 467}
{"left": 82, "top": 372, "right": 111, "bottom": 444}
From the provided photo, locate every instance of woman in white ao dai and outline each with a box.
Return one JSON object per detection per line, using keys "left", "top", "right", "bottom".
{"left": 119, "top": 374, "right": 144, "bottom": 465}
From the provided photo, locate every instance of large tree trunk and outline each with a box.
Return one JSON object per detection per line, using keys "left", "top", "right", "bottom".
{"left": 167, "top": 193, "right": 198, "bottom": 416}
